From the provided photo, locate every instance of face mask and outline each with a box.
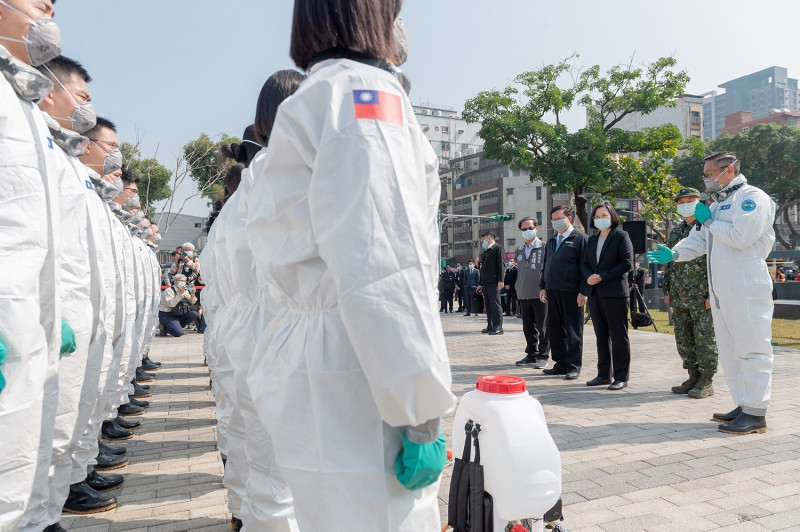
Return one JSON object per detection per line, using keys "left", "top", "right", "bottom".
{"left": 551, "top": 218, "right": 569, "bottom": 233}
{"left": 676, "top": 201, "right": 698, "bottom": 218}
{"left": 155, "top": 234, "right": 162, "bottom": 244}
{"left": 89, "top": 140, "right": 123, "bottom": 175}
{"left": 468, "top": 264, "right": 474, "bottom": 270}
{"left": 481, "top": 240, "right": 488, "bottom": 250}
{"left": 42, "top": 65, "right": 96, "bottom": 133}
{"left": 0, "top": 46, "right": 52, "bottom": 101}
{"left": 0, "top": 1, "right": 62, "bottom": 66}
{"left": 176, "top": 282, "right": 186, "bottom": 289}
{"left": 43, "top": 114, "right": 89, "bottom": 157}
{"left": 594, "top": 218, "right": 611, "bottom": 231}
{"left": 131, "top": 211, "right": 144, "bottom": 224}
{"left": 92, "top": 175, "right": 119, "bottom": 202}
{"left": 123, "top": 194, "right": 140, "bottom": 211}
{"left": 143, "top": 228, "right": 154, "bottom": 239}
{"left": 521, "top": 228, "right": 537, "bottom": 240}
{"left": 703, "top": 168, "right": 726, "bottom": 194}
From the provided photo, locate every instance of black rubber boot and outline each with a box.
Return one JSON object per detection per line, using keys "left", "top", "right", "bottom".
{"left": 95, "top": 446, "right": 129, "bottom": 471}
{"left": 114, "top": 415, "right": 141, "bottom": 430}
{"left": 127, "top": 396, "right": 150, "bottom": 408}
{"left": 132, "top": 379, "right": 151, "bottom": 391}
{"left": 141, "top": 357, "right": 160, "bottom": 371}
{"left": 101, "top": 420, "right": 133, "bottom": 441}
{"left": 86, "top": 470, "right": 125, "bottom": 492}
{"left": 132, "top": 381, "right": 152, "bottom": 398}
{"left": 718, "top": 412, "right": 767, "bottom": 435}
{"left": 62, "top": 481, "right": 118, "bottom": 514}
{"left": 143, "top": 355, "right": 161, "bottom": 368}
{"left": 43, "top": 523, "right": 68, "bottom": 531}
{"left": 99, "top": 441, "right": 127, "bottom": 455}
{"left": 712, "top": 406, "right": 742, "bottom": 423}
{"left": 117, "top": 402, "right": 145, "bottom": 417}
{"left": 135, "top": 367, "right": 155, "bottom": 383}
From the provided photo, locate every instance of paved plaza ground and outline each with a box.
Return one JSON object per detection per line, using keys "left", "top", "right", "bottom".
{"left": 62, "top": 311, "right": 800, "bottom": 531}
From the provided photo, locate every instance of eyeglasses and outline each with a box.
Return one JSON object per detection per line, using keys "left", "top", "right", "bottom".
{"left": 124, "top": 187, "right": 138, "bottom": 193}
{"left": 89, "top": 139, "right": 120, "bottom": 150}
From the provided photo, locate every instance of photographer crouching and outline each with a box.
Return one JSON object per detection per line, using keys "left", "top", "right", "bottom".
{"left": 158, "top": 274, "right": 198, "bottom": 337}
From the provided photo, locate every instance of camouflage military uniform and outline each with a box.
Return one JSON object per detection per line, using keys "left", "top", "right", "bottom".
{"left": 663, "top": 221, "right": 719, "bottom": 375}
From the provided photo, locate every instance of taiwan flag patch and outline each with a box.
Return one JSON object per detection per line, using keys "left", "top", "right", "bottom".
{"left": 353, "top": 90, "right": 403, "bottom": 126}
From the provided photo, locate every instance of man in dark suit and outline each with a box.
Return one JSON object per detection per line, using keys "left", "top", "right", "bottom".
{"left": 463, "top": 259, "right": 481, "bottom": 316}
{"left": 539, "top": 206, "right": 588, "bottom": 379}
{"left": 454, "top": 263, "right": 465, "bottom": 312}
{"left": 478, "top": 231, "right": 505, "bottom": 335}
{"left": 439, "top": 265, "right": 456, "bottom": 313}
{"left": 504, "top": 261, "right": 518, "bottom": 316}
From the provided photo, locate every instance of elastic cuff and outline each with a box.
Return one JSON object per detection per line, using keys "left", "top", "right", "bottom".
{"left": 405, "top": 418, "right": 441, "bottom": 444}
{"left": 741, "top": 407, "right": 767, "bottom": 417}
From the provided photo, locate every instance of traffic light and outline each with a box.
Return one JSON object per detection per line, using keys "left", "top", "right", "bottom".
{"left": 489, "top": 214, "right": 513, "bottom": 221}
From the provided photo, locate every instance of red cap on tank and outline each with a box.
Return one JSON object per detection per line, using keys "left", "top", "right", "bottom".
{"left": 476, "top": 375, "right": 527, "bottom": 394}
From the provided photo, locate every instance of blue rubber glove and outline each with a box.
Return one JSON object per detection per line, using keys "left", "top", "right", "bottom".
{"left": 395, "top": 427, "right": 447, "bottom": 490}
{"left": 647, "top": 244, "right": 675, "bottom": 264}
{"left": 61, "top": 319, "right": 76, "bottom": 354}
{"left": 694, "top": 202, "right": 712, "bottom": 225}
{"left": 0, "top": 337, "right": 6, "bottom": 395}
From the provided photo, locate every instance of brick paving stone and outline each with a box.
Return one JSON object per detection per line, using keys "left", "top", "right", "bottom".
{"left": 62, "top": 312, "right": 800, "bottom": 531}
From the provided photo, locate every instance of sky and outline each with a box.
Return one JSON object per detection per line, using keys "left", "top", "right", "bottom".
{"left": 55, "top": 0, "right": 800, "bottom": 217}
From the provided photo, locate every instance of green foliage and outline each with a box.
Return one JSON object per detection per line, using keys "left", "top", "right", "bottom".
{"left": 121, "top": 142, "right": 172, "bottom": 216}
{"left": 182, "top": 133, "right": 241, "bottom": 203}
{"left": 463, "top": 55, "right": 690, "bottom": 230}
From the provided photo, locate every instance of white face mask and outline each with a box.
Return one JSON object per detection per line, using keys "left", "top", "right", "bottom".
{"left": 704, "top": 167, "right": 727, "bottom": 194}
{"left": 521, "top": 228, "right": 537, "bottom": 240}
{"left": 594, "top": 218, "right": 611, "bottom": 231}
{"left": 676, "top": 201, "right": 698, "bottom": 218}
{"left": 88, "top": 140, "right": 123, "bottom": 175}
{"left": 0, "top": 1, "right": 62, "bottom": 66}
{"left": 551, "top": 218, "right": 569, "bottom": 233}
{"left": 468, "top": 264, "right": 474, "bottom": 270}
{"left": 42, "top": 65, "right": 96, "bottom": 133}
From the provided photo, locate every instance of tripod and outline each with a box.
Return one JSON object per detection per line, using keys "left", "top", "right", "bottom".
{"left": 630, "top": 282, "right": 657, "bottom": 332}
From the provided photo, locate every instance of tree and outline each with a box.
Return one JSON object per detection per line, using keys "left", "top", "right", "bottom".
{"left": 121, "top": 141, "right": 172, "bottom": 216}
{"left": 182, "top": 133, "right": 241, "bottom": 204}
{"left": 463, "top": 55, "right": 690, "bottom": 230}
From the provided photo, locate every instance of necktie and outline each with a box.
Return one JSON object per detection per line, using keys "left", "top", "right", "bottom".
{"left": 556, "top": 234, "right": 564, "bottom": 249}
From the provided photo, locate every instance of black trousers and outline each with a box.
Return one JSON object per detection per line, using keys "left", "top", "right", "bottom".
{"left": 464, "top": 287, "right": 477, "bottom": 314}
{"left": 545, "top": 290, "right": 583, "bottom": 372}
{"left": 482, "top": 283, "right": 503, "bottom": 332}
{"left": 588, "top": 296, "right": 631, "bottom": 382}
{"left": 440, "top": 288, "right": 454, "bottom": 311}
{"left": 456, "top": 287, "right": 464, "bottom": 309}
{"left": 519, "top": 298, "right": 549, "bottom": 358}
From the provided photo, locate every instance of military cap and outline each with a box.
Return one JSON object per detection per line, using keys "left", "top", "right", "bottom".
{"left": 676, "top": 187, "right": 701, "bottom": 201}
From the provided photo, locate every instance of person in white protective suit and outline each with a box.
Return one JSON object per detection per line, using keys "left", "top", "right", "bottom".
{"left": 217, "top": 78, "right": 304, "bottom": 531}
{"left": 244, "top": 2, "right": 456, "bottom": 529}
{"left": 0, "top": 2, "right": 72, "bottom": 529}
{"left": 648, "top": 151, "right": 776, "bottom": 435}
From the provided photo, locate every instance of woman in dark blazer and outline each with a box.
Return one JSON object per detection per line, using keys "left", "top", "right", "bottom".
{"left": 581, "top": 202, "right": 634, "bottom": 390}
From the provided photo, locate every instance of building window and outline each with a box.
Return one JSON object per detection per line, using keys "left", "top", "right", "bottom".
{"left": 536, "top": 186, "right": 542, "bottom": 200}
{"left": 507, "top": 188, "right": 514, "bottom": 195}
{"left": 536, "top": 211, "right": 542, "bottom": 225}
{"left": 461, "top": 143, "right": 470, "bottom": 151}
{"left": 442, "top": 126, "right": 449, "bottom": 134}
{"left": 479, "top": 190, "right": 499, "bottom": 207}
{"left": 435, "top": 126, "right": 439, "bottom": 131}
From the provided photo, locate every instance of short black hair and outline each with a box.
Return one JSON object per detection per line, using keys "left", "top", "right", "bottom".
{"left": 704, "top": 151, "right": 740, "bottom": 176}
{"left": 290, "top": 0, "right": 402, "bottom": 70}
{"left": 591, "top": 201, "right": 620, "bottom": 230}
{"left": 484, "top": 231, "right": 497, "bottom": 239}
{"left": 254, "top": 70, "right": 305, "bottom": 145}
{"left": 39, "top": 55, "right": 92, "bottom": 83}
{"left": 550, "top": 205, "right": 571, "bottom": 218}
{"left": 85, "top": 116, "right": 116, "bottom": 138}
{"left": 121, "top": 167, "right": 140, "bottom": 185}
{"left": 517, "top": 216, "right": 538, "bottom": 229}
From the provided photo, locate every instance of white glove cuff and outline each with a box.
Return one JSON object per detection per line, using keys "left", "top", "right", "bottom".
{"left": 405, "top": 418, "right": 441, "bottom": 444}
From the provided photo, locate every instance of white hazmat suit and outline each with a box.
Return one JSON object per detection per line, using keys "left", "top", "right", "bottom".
{"left": 672, "top": 174, "right": 775, "bottom": 416}
{"left": 244, "top": 58, "right": 456, "bottom": 530}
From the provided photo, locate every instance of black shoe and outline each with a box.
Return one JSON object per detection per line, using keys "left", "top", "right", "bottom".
{"left": 143, "top": 355, "right": 161, "bottom": 368}
{"left": 718, "top": 412, "right": 767, "bottom": 435}
{"left": 95, "top": 447, "right": 129, "bottom": 471}
{"left": 43, "top": 523, "right": 68, "bottom": 531}
{"left": 118, "top": 403, "right": 145, "bottom": 417}
{"left": 86, "top": 470, "right": 125, "bottom": 492}
{"left": 63, "top": 481, "right": 118, "bottom": 514}
{"left": 132, "top": 379, "right": 151, "bottom": 391}
{"left": 586, "top": 377, "right": 612, "bottom": 386}
{"left": 608, "top": 380, "right": 628, "bottom": 390}
{"left": 488, "top": 329, "right": 504, "bottom": 335}
{"left": 712, "top": 406, "right": 742, "bottom": 423}
{"left": 516, "top": 355, "right": 538, "bottom": 366}
{"left": 135, "top": 367, "right": 155, "bottom": 383}
{"left": 132, "top": 381, "right": 152, "bottom": 398}
{"left": 101, "top": 420, "right": 133, "bottom": 441}
{"left": 481, "top": 328, "right": 491, "bottom": 333}
{"left": 114, "top": 415, "right": 141, "bottom": 430}
{"left": 99, "top": 442, "right": 127, "bottom": 456}
{"left": 463, "top": 313, "right": 471, "bottom": 316}
{"left": 128, "top": 396, "right": 150, "bottom": 408}
{"left": 231, "top": 517, "right": 243, "bottom": 531}
{"left": 141, "top": 358, "right": 160, "bottom": 371}
{"left": 543, "top": 366, "right": 567, "bottom": 376}
{"left": 532, "top": 358, "right": 549, "bottom": 369}
{"left": 564, "top": 370, "right": 580, "bottom": 380}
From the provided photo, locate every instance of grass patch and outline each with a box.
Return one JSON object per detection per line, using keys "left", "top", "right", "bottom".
{"left": 634, "top": 310, "right": 800, "bottom": 350}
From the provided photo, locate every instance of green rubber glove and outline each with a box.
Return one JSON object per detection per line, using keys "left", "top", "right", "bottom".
{"left": 61, "top": 319, "right": 76, "bottom": 354}
{"left": 694, "top": 202, "right": 712, "bottom": 225}
{"left": 395, "top": 427, "right": 447, "bottom": 490}
{"left": 647, "top": 244, "right": 675, "bottom": 264}
{"left": 0, "top": 337, "right": 6, "bottom": 395}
